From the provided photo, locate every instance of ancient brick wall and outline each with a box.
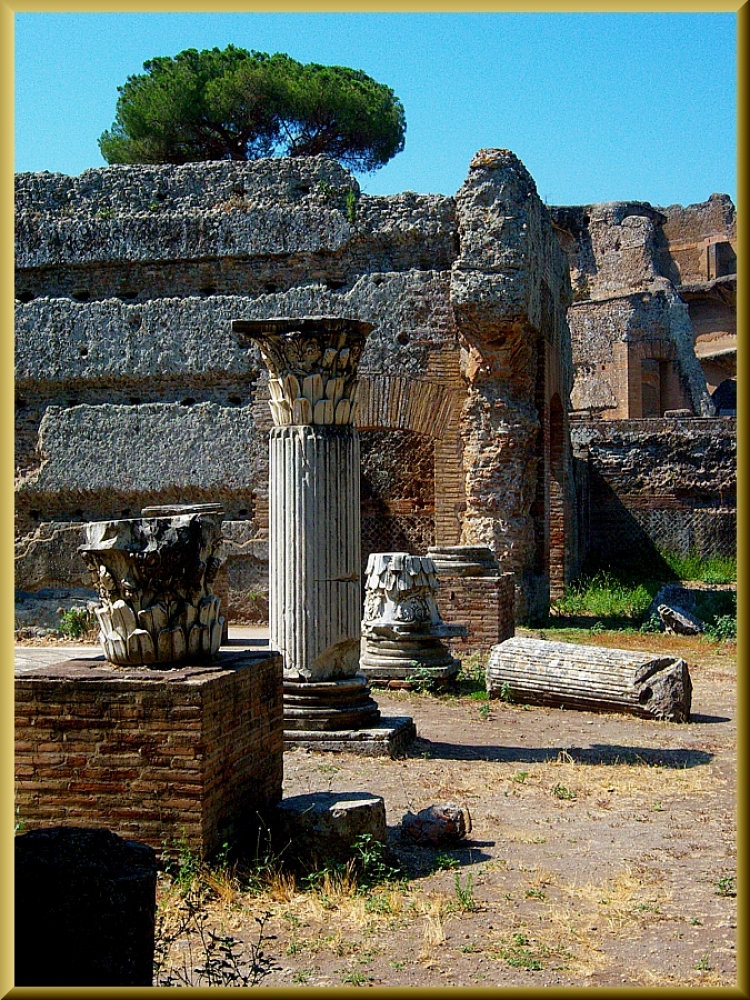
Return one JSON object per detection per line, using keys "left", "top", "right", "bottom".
{"left": 15, "top": 152, "right": 575, "bottom": 624}
{"left": 571, "top": 416, "right": 736, "bottom": 567}
{"left": 15, "top": 651, "right": 284, "bottom": 858}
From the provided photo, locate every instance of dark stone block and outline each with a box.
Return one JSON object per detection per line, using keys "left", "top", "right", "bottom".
{"left": 15, "top": 826, "right": 157, "bottom": 986}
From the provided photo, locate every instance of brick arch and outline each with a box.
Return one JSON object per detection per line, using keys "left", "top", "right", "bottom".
{"left": 355, "top": 375, "right": 456, "bottom": 439}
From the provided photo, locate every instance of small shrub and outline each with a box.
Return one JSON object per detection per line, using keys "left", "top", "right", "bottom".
{"left": 453, "top": 872, "right": 477, "bottom": 912}
{"left": 434, "top": 853, "right": 461, "bottom": 871}
{"left": 498, "top": 681, "right": 514, "bottom": 704}
{"left": 639, "top": 614, "right": 662, "bottom": 634}
{"left": 351, "top": 833, "right": 401, "bottom": 890}
{"left": 345, "top": 188, "right": 357, "bottom": 223}
{"left": 58, "top": 607, "right": 97, "bottom": 640}
{"left": 551, "top": 784, "right": 576, "bottom": 801}
{"left": 154, "top": 890, "right": 273, "bottom": 987}
{"left": 494, "top": 932, "right": 546, "bottom": 971}
{"left": 406, "top": 664, "right": 439, "bottom": 694}
{"left": 716, "top": 875, "right": 736, "bottom": 897}
{"left": 704, "top": 614, "right": 737, "bottom": 643}
{"left": 317, "top": 179, "right": 336, "bottom": 201}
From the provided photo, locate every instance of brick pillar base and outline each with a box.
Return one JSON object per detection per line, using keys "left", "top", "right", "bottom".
{"left": 15, "top": 649, "right": 283, "bottom": 859}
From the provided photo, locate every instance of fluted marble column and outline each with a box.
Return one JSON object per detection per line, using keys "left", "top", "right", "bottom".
{"left": 233, "top": 317, "right": 379, "bottom": 733}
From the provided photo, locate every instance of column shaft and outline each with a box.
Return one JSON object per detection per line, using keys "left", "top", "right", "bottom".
{"left": 269, "top": 425, "right": 361, "bottom": 681}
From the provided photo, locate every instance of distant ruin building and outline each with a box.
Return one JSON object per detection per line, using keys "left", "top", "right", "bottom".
{"left": 14, "top": 152, "right": 736, "bottom": 624}
{"left": 551, "top": 194, "right": 737, "bottom": 419}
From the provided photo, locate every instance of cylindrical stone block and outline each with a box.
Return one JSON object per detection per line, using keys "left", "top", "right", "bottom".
{"left": 15, "top": 827, "right": 158, "bottom": 986}
{"left": 270, "top": 424, "right": 361, "bottom": 681}
{"left": 487, "top": 637, "right": 692, "bottom": 721}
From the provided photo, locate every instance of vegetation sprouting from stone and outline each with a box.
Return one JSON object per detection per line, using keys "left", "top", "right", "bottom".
{"left": 99, "top": 46, "right": 406, "bottom": 172}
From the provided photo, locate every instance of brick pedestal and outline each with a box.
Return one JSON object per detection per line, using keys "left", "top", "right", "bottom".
{"left": 15, "top": 649, "right": 283, "bottom": 859}
{"left": 434, "top": 574, "right": 516, "bottom": 656}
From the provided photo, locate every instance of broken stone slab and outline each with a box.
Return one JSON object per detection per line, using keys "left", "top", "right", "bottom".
{"left": 646, "top": 584, "right": 704, "bottom": 634}
{"left": 274, "top": 791, "right": 387, "bottom": 869}
{"left": 400, "top": 802, "right": 472, "bottom": 846}
{"left": 486, "top": 637, "right": 692, "bottom": 722}
{"left": 658, "top": 602, "right": 704, "bottom": 635}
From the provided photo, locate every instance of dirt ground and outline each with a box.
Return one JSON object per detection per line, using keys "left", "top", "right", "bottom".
{"left": 153, "top": 627, "right": 738, "bottom": 989}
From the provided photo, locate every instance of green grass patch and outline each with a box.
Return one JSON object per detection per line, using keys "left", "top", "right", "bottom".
{"left": 551, "top": 570, "right": 656, "bottom": 623}
{"left": 661, "top": 551, "right": 736, "bottom": 585}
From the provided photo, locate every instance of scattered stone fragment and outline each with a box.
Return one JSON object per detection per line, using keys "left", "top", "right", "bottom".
{"left": 657, "top": 602, "right": 704, "bottom": 635}
{"left": 400, "top": 802, "right": 472, "bottom": 845}
{"left": 275, "top": 791, "right": 387, "bottom": 868}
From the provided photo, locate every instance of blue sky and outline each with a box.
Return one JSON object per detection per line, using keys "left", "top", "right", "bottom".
{"left": 14, "top": 12, "right": 737, "bottom": 208}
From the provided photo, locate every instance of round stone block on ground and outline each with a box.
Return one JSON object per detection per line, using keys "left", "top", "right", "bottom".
{"left": 274, "top": 791, "right": 387, "bottom": 869}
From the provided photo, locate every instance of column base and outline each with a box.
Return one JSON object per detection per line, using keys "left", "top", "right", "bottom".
{"left": 359, "top": 636, "right": 460, "bottom": 688}
{"left": 284, "top": 717, "right": 417, "bottom": 757}
{"left": 283, "top": 674, "right": 381, "bottom": 733}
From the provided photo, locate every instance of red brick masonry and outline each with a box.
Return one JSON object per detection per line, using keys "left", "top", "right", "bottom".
{"left": 437, "top": 574, "right": 516, "bottom": 656}
{"left": 15, "top": 649, "right": 283, "bottom": 858}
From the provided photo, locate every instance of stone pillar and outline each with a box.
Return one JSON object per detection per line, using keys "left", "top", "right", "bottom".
{"left": 233, "top": 317, "right": 380, "bottom": 734}
{"left": 15, "top": 827, "right": 157, "bottom": 986}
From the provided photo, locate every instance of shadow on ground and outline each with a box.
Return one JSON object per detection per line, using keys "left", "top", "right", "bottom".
{"left": 407, "top": 738, "right": 713, "bottom": 768}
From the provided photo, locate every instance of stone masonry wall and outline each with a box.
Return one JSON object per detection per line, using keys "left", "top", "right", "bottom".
{"left": 15, "top": 153, "right": 575, "bottom": 625}
{"left": 571, "top": 416, "right": 736, "bottom": 567}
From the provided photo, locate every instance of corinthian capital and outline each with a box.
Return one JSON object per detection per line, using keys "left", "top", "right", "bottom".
{"left": 233, "top": 316, "right": 373, "bottom": 427}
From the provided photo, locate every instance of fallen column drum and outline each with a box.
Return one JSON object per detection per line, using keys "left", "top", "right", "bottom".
{"left": 486, "top": 637, "right": 692, "bottom": 722}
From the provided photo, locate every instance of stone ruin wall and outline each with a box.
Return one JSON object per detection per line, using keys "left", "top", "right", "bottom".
{"left": 15, "top": 151, "right": 574, "bottom": 624}
{"left": 551, "top": 194, "right": 737, "bottom": 419}
{"left": 571, "top": 416, "right": 736, "bottom": 569}
{"left": 549, "top": 193, "right": 737, "bottom": 569}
